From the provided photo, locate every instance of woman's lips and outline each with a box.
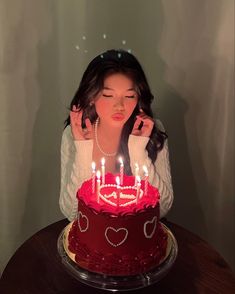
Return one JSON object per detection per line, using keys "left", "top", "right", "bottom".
{"left": 111, "top": 113, "right": 125, "bottom": 120}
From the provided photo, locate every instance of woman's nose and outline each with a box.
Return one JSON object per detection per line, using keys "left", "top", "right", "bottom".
{"left": 114, "top": 97, "right": 125, "bottom": 110}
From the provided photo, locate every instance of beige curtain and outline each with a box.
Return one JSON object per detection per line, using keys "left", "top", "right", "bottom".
{"left": 0, "top": 0, "right": 234, "bottom": 273}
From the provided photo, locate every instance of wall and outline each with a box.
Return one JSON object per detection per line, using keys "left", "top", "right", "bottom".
{"left": 0, "top": 0, "right": 234, "bottom": 273}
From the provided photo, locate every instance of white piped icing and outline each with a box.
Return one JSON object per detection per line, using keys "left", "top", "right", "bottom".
{"left": 143, "top": 216, "right": 157, "bottom": 239}
{"left": 78, "top": 211, "right": 89, "bottom": 232}
{"left": 99, "top": 184, "right": 143, "bottom": 207}
{"left": 105, "top": 227, "right": 128, "bottom": 247}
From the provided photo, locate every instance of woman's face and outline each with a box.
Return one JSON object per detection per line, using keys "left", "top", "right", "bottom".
{"left": 94, "top": 73, "right": 138, "bottom": 128}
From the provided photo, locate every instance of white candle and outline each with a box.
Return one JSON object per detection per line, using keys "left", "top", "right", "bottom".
{"left": 91, "top": 162, "right": 96, "bottom": 193}
{"left": 143, "top": 165, "right": 149, "bottom": 196}
{"left": 96, "top": 170, "right": 101, "bottom": 203}
{"left": 134, "top": 163, "right": 139, "bottom": 186}
{"left": 119, "top": 157, "right": 124, "bottom": 185}
{"left": 136, "top": 176, "right": 141, "bottom": 203}
{"left": 101, "top": 157, "right": 105, "bottom": 184}
{"left": 116, "top": 176, "right": 121, "bottom": 208}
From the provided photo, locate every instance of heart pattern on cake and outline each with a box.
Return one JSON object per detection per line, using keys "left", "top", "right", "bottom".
{"left": 143, "top": 216, "right": 157, "bottom": 239}
{"left": 78, "top": 211, "right": 89, "bottom": 232}
{"left": 100, "top": 194, "right": 136, "bottom": 207}
{"left": 105, "top": 227, "right": 128, "bottom": 247}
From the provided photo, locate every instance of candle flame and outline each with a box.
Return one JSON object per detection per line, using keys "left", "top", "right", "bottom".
{"left": 119, "top": 157, "right": 123, "bottom": 165}
{"left": 91, "top": 162, "right": 96, "bottom": 171}
{"left": 143, "top": 165, "right": 148, "bottom": 176}
{"left": 116, "top": 176, "right": 120, "bottom": 186}
{"left": 96, "top": 170, "right": 101, "bottom": 179}
{"left": 136, "top": 175, "right": 141, "bottom": 184}
{"left": 101, "top": 157, "right": 105, "bottom": 165}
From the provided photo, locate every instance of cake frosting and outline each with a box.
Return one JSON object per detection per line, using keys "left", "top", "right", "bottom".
{"left": 67, "top": 173, "right": 168, "bottom": 276}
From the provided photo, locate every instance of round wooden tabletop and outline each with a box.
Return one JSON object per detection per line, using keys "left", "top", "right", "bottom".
{"left": 0, "top": 219, "right": 234, "bottom": 293}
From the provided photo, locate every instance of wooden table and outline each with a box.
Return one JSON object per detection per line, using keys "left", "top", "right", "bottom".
{"left": 0, "top": 219, "right": 234, "bottom": 293}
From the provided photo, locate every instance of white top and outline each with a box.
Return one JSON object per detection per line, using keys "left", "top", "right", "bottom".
{"left": 59, "top": 122, "right": 174, "bottom": 221}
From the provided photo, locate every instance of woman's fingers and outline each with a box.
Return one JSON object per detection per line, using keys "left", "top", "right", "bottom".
{"left": 70, "top": 106, "right": 84, "bottom": 140}
{"left": 83, "top": 118, "right": 93, "bottom": 140}
{"left": 85, "top": 118, "right": 92, "bottom": 131}
{"left": 72, "top": 105, "right": 77, "bottom": 111}
{"left": 131, "top": 117, "right": 141, "bottom": 136}
{"left": 70, "top": 106, "right": 93, "bottom": 140}
{"left": 131, "top": 112, "right": 154, "bottom": 137}
{"left": 70, "top": 106, "right": 82, "bottom": 123}
{"left": 133, "top": 117, "right": 142, "bottom": 130}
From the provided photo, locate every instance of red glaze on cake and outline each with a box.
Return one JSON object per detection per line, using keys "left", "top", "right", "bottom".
{"left": 68, "top": 173, "right": 168, "bottom": 276}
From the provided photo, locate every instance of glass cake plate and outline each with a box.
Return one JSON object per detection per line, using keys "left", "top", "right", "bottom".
{"left": 57, "top": 222, "right": 178, "bottom": 292}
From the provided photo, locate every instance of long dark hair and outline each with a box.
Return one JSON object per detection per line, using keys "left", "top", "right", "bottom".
{"left": 65, "top": 49, "right": 167, "bottom": 174}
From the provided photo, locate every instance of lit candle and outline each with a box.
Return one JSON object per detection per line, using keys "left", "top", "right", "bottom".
{"left": 134, "top": 163, "right": 139, "bottom": 186}
{"left": 136, "top": 176, "right": 141, "bottom": 203}
{"left": 96, "top": 170, "right": 101, "bottom": 203}
{"left": 143, "top": 165, "right": 149, "bottom": 196}
{"left": 101, "top": 157, "right": 105, "bottom": 184}
{"left": 91, "top": 162, "right": 96, "bottom": 193}
{"left": 116, "top": 176, "right": 121, "bottom": 208}
{"left": 119, "top": 157, "right": 124, "bottom": 185}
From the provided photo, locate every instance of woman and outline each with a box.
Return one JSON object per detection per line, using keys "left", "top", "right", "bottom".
{"left": 59, "top": 49, "right": 173, "bottom": 220}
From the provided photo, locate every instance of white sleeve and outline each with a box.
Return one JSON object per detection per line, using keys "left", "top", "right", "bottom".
{"left": 128, "top": 121, "right": 173, "bottom": 218}
{"left": 59, "top": 126, "right": 93, "bottom": 221}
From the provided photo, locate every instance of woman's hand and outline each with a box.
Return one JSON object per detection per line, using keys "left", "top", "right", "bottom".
{"left": 131, "top": 110, "right": 154, "bottom": 137}
{"left": 70, "top": 105, "right": 93, "bottom": 140}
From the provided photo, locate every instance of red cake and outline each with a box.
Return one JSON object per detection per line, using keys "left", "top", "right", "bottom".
{"left": 65, "top": 173, "right": 168, "bottom": 276}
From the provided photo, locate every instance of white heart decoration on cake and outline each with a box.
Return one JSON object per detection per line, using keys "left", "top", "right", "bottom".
{"left": 143, "top": 216, "right": 157, "bottom": 239}
{"left": 78, "top": 211, "right": 89, "bottom": 232}
{"left": 99, "top": 184, "right": 143, "bottom": 207}
{"left": 100, "top": 193, "right": 136, "bottom": 207}
{"left": 105, "top": 227, "right": 128, "bottom": 247}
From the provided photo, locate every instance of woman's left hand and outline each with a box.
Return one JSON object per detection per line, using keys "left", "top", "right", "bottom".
{"left": 131, "top": 110, "right": 154, "bottom": 137}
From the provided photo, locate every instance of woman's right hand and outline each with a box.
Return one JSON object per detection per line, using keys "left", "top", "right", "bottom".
{"left": 70, "top": 105, "right": 93, "bottom": 140}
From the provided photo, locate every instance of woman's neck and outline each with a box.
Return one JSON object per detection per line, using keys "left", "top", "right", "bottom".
{"left": 93, "top": 119, "right": 122, "bottom": 158}
{"left": 97, "top": 121, "right": 122, "bottom": 140}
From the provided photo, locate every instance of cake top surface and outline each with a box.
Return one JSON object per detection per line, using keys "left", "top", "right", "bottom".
{"left": 77, "top": 173, "right": 160, "bottom": 216}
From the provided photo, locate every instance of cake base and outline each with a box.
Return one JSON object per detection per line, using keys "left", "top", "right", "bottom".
{"left": 57, "top": 222, "right": 178, "bottom": 291}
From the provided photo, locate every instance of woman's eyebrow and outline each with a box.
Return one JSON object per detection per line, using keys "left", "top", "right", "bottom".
{"left": 103, "top": 86, "right": 114, "bottom": 91}
{"left": 103, "top": 87, "right": 136, "bottom": 91}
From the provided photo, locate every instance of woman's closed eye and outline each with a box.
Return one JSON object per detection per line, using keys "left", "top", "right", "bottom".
{"left": 125, "top": 95, "right": 136, "bottom": 99}
{"left": 102, "top": 92, "right": 137, "bottom": 99}
{"left": 103, "top": 94, "right": 113, "bottom": 98}
{"left": 103, "top": 94, "right": 135, "bottom": 99}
